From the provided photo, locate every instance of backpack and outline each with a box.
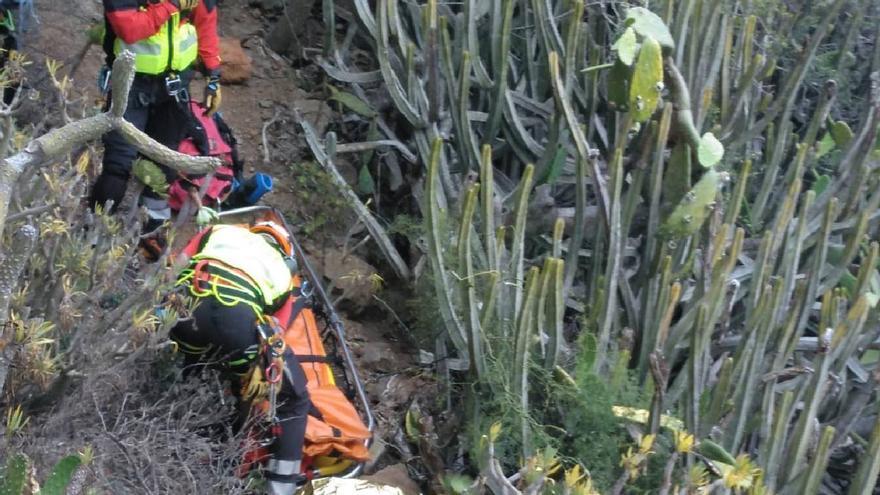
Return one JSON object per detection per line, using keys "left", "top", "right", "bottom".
{"left": 168, "top": 102, "right": 244, "bottom": 211}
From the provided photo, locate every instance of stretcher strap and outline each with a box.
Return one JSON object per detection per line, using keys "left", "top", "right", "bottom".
{"left": 296, "top": 355, "right": 335, "bottom": 364}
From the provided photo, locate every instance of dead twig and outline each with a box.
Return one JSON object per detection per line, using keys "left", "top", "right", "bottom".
{"left": 262, "top": 107, "right": 282, "bottom": 166}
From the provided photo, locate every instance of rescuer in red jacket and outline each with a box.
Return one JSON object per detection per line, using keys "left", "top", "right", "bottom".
{"left": 92, "top": 0, "right": 222, "bottom": 260}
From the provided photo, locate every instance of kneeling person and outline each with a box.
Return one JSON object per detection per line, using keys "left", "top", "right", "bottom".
{"left": 169, "top": 221, "right": 309, "bottom": 495}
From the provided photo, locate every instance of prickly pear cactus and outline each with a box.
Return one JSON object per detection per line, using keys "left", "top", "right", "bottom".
{"left": 612, "top": 27, "right": 638, "bottom": 66}
{"left": 629, "top": 36, "right": 663, "bottom": 122}
{"left": 608, "top": 60, "right": 632, "bottom": 111}
{"left": 39, "top": 455, "right": 82, "bottom": 495}
{"left": 626, "top": 6, "right": 675, "bottom": 50}
{"left": 658, "top": 169, "right": 721, "bottom": 240}
{"left": 0, "top": 454, "right": 28, "bottom": 495}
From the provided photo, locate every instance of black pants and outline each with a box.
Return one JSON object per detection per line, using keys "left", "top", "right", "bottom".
{"left": 169, "top": 298, "right": 311, "bottom": 465}
{"left": 89, "top": 71, "right": 192, "bottom": 215}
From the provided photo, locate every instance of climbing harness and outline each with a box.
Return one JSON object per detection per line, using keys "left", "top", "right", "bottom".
{"left": 257, "top": 318, "right": 287, "bottom": 428}
{"left": 177, "top": 259, "right": 267, "bottom": 317}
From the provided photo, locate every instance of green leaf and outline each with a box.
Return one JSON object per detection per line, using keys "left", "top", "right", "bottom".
{"left": 839, "top": 272, "right": 857, "bottom": 296}
{"left": 1, "top": 454, "right": 28, "bottom": 495}
{"left": 132, "top": 158, "right": 169, "bottom": 197}
{"left": 629, "top": 35, "right": 663, "bottom": 122}
{"left": 612, "top": 27, "right": 639, "bottom": 66}
{"left": 810, "top": 174, "right": 831, "bottom": 196}
{"left": 698, "top": 439, "right": 737, "bottom": 466}
{"left": 816, "top": 133, "right": 835, "bottom": 158}
{"left": 658, "top": 169, "right": 720, "bottom": 240}
{"left": 626, "top": 7, "right": 675, "bottom": 50}
{"left": 608, "top": 60, "right": 632, "bottom": 112}
{"left": 328, "top": 87, "right": 378, "bottom": 118}
{"left": 537, "top": 146, "right": 566, "bottom": 186}
{"left": 404, "top": 406, "right": 421, "bottom": 443}
{"left": 361, "top": 119, "right": 381, "bottom": 168}
{"left": 488, "top": 422, "right": 502, "bottom": 443}
{"left": 442, "top": 473, "right": 474, "bottom": 494}
{"left": 357, "top": 165, "right": 375, "bottom": 195}
{"left": 86, "top": 22, "right": 105, "bottom": 45}
{"left": 830, "top": 120, "right": 853, "bottom": 148}
{"left": 697, "top": 132, "right": 724, "bottom": 168}
{"left": 40, "top": 456, "right": 82, "bottom": 495}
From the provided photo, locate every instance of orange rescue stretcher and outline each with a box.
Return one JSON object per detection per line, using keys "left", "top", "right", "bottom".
{"left": 217, "top": 206, "right": 374, "bottom": 480}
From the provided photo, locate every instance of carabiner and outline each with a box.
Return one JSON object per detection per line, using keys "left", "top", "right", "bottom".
{"left": 266, "top": 361, "right": 282, "bottom": 384}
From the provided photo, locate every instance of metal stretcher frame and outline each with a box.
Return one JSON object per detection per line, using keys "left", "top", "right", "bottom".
{"left": 217, "top": 205, "right": 375, "bottom": 479}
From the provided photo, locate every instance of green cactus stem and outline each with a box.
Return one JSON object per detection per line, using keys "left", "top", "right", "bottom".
{"left": 425, "top": 138, "right": 470, "bottom": 366}
{"left": 458, "top": 184, "right": 486, "bottom": 379}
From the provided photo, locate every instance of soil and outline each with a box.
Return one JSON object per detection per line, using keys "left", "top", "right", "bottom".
{"left": 25, "top": 1, "right": 429, "bottom": 492}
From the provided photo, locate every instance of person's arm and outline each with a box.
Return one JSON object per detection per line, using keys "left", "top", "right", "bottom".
{"left": 104, "top": 0, "right": 178, "bottom": 45}
{"left": 191, "top": 0, "right": 221, "bottom": 73}
{"left": 173, "top": 227, "right": 211, "bottom": 266}
{"left": 271, "top": 296, "right": 295, "bottom": 327}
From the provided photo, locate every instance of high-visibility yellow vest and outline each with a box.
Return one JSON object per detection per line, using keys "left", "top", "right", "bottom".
{"left": 113, "top": 11, "right": 198, "bottom": 75}
{"left": 185, "top": 225, "right": 293, "bottom": 309}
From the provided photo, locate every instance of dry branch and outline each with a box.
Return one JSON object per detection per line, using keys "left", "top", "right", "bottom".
{"left": 293, "top": 108, "right": 412, "bottom": 280}
{"left": 0, "top": 51, "right": 221, "bottom": 235}
{"left": 0, "top": 223, "right": 38, "bottom": 395}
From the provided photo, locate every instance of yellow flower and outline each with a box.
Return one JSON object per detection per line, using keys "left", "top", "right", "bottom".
{"left": 674, "top": 430, "right": 695, "bottom": 454}
{"left": 689, "top": 464, "right": 710, "bottom": 491}
{"left": 722, "top": 454, "right": 760, "bottom": 490}
{"left": 639, "top": 434, "right": 656, "bottom": 455}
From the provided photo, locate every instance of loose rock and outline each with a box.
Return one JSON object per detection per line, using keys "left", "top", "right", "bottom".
{"left": 219, "top": 37, "right": 253, "bottom": 84}
{"left": 363, "top": 464, "right": 423, "bottom": 495}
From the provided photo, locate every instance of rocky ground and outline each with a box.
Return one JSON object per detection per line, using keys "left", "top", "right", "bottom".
{"left": 22, "top": 1, "right": 432, "bottom": 493}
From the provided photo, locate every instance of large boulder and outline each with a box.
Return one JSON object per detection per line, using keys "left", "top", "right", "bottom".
{"left": 219, "top": 38, "right": 253, "bottom": 84}
{"left": 363, "top": 464, "right": 423, "bottom": 495}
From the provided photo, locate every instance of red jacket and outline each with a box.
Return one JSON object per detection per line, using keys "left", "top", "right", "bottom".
{"left": 103, "top": 0, "right": 220, "bottom": 72}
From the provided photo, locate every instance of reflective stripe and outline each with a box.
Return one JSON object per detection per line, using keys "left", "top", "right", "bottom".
{"left": 267, "top": 480, "right": 296, "bottom": 495}
{"left": 178, "top": 30, "right": 197, "bottom": 54}
{"left": 120, "top": 41, "right": 162, "bottom": 56}
{"left": 142, "top": 195, "right": 171, "bottom": 220}
{"left": 176, "top": 340, "right": 209, "bottom": 353}
{"left": 267, "top": 459, "right": 301, "bottom": 476}
{"left": 173, "top": 23, "right": 199, "bottom": 71}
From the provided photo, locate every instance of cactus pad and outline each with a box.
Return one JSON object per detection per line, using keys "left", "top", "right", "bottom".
{"left": 613, "top": 27, "right": 638, "bottom": 66}
{"left": 629, "top": 36, "right": 663, "bottom": 123}
{"left": 626, "top": 7, "right": 675, "bottom": 50}
{"left": 658, "top": 169, "right": 721, "bottom": 240}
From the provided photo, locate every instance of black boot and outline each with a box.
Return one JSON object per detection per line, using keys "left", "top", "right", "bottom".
{"left": 89, "top": 173, "right": 129, "bottom": 213}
